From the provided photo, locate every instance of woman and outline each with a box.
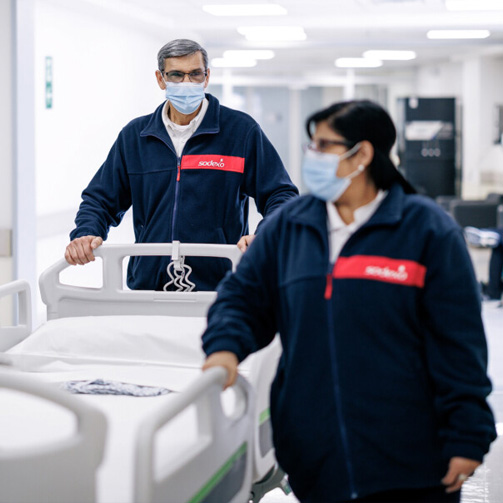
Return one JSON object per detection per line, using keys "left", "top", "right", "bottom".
{"left": 202, "top": 100, "right": 496, "bottom": 503}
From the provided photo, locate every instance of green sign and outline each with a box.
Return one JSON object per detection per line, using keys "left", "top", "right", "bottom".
{"left": 45, "top": 56, "right": 53, "bottom": 109}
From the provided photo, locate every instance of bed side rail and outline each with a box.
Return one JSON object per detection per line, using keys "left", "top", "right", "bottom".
{"left": 0, "top": 280, "right": 32, "bottom": 350}
{"left": 244, "top": 337, "right": 282, "bottom": 483}
{"left": 39, "top": 242, "right": 242, "bottom": 319}
{"left": 0, "top": 373, "right": 107, "bottom": 503}
{"left": 134, "top": 367, "right": 255, "bottom": 503}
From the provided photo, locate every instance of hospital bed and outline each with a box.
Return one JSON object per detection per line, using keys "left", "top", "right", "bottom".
{"left": 0, "top": 243, "right": 286, "bottom": 503}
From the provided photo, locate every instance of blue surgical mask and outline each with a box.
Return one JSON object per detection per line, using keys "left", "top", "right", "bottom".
{"left": 302, "top": 143, "right": 363, "bottom": 202}
{"left": 165, "top": 82, "right": 205, "bottom": 115}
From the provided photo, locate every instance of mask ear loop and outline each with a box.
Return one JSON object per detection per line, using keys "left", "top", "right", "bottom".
{"left": 338, "top": 141, "right": 366, "bottom": 180}
{"left": 344, "top": 163, "right": 366, "bottom": 181}
{"left": 339, "top": 141, "right": 362, "bottom": 161}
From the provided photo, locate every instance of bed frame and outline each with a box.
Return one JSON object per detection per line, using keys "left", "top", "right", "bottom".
{"left": 135, "top": 367, "right": 254, "bottom": 503}
{"left": 1, "top": 242, "right": 288, "bottom": 503}
{"left": 0, "top": 372, "right": 107, "bottom": 503}
{"left": 40, "top": 242, "right": 243, "bottom": 319}
{"left": 0, "top": 279, "right": 32, "bottom": 351}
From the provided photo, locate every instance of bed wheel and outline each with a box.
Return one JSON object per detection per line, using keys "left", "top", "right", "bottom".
{"left": 249, "top": 464, "right": 291, "bottom": 503}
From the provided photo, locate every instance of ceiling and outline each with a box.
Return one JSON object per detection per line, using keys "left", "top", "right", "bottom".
{"left": 53, "top": 0, "right": 503, "bottom": 84}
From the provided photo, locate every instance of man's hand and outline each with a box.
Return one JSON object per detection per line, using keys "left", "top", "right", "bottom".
{"left": 237, "top": 234, "right": 255, "bottom": 252}
{"left": 65, "top": 236, "right": 103, "bottom": 265}
{"left": 202, "top": 351, "right": 239, "bottom": 389}
{"left": 441, "top": 456, "right": 480, "bottom": 493}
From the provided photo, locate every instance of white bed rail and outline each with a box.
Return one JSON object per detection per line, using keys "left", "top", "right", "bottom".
{"left": 0, "top": 279, "right": 32, "bottom": 350}
{"left": 40, "top": 242, "right": 242, "bottom": 319}
{"left": 134, "top": 366, "right": 254, "bottom": 503}
{"left": 0, "top": 373, "right": 107, "bottom": 503}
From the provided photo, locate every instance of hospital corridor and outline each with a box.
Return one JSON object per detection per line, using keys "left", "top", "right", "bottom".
{"left": 1, "top": 1, "right": 503, "bottom": 502}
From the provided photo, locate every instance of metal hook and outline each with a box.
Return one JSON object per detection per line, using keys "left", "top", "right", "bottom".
{"left": 163, "top": 241, "right": 196, "bottom": 292}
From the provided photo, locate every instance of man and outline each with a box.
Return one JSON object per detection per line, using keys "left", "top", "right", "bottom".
{"left": 465, "top": 226, "right": 503, "bottom": 303}
{"left": 65, "top": 39, "right": 298, "bottom": 291}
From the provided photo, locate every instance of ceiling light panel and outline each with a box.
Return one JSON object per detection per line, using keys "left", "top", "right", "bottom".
{"left": 203, "top": 4, "right": 287, "bottom": 16}
{"left": 237, "top": 26, "right": 307, "bottom": 42}
{"left": 427, "top": 29, "right": 491, "bottom": 39}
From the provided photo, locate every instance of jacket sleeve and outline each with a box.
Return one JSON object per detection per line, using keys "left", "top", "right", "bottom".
{"left": 202, "top": 211, "right": 281, "bottom": 361}
{"left": 69, "top": 131, "right": 132, "bottom": 240}
{"left": 421, "top": 227, "right": 497, "bottom": 461}
{"left": 241, "top": 123, "right": 298, "bottom": 233}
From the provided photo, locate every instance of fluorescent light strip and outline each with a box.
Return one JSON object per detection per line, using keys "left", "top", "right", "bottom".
{"left": 203, "top": 4, "right": 287, "bottom": 16}
{"left": 335, "top": 58, "right": 383, "bottom": 68}
{"left": 427, "top": 30, "right": 491, "bottom": 39}
{"left": 223, "top": 50, "right": 275, "bottom": 60}
{"left": 363, "top": 50, "right": 416, "bottom": 61}
{"left": 237, "top": 26, "right": 306, "bottom": 42}
{"left": 211, "top": 57, "right": 257, "bottom": 68}
{"left": 445, "top": 0, "right": 503, "bottom": 11}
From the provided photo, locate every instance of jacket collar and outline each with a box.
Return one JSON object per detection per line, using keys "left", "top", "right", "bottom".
{"left": 288, "top": 183, "right": 406, "bottom": 234}
{"left": 140, "top": 93, "right": 220, "bottom": 143}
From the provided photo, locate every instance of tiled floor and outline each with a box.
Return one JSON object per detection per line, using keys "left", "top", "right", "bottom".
{"left": 463, "top": 302, "right": 503, "bottom": 503}
{"left": 260, "top": 302, "right": 503, "bottom": 503}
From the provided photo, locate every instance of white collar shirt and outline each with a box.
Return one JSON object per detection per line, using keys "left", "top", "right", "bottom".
{"left": 162, "top": 98, "right": 209, "bottom": 158}
{"left": 326, "top": 190, "right": 388, "bottom": 263}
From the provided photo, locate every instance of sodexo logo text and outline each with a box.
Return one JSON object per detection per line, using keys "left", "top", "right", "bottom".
{"left": 198, "top": 158, "right": 225, "bottom": 168}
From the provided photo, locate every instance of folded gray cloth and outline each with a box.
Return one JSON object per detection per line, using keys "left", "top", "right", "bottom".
{"left": 60, "top": 378, "right": 172, "bottom": 397}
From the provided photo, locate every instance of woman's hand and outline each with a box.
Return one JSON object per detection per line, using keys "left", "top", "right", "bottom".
{"left": 237, "top": 234, "right": 255, "bottom": 252}
{"left": 441, "top": 456, "right": 481, "bottom": 493}
{"left": 202, "top": 351, "right": 239, "bottom": 389}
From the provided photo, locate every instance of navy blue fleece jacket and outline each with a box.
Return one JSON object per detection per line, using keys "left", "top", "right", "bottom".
{"left": 70, "top": 93, "right": 298, "bottom": 290}
{"left": 202, "top": 184, "right": 497, "bottom": 502}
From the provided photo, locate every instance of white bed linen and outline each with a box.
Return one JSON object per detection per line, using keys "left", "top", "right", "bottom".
{"left": 1, "top": 363, "right": 205, "bottom": 503}
{"left": 1, "top": 315, "right": 230, "bottom": 503}
{"left": 5, "top": 315, "right": 208, "bottom": 375}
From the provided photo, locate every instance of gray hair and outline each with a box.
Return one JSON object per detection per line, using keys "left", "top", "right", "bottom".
{"left": 157, "top": 39, "right": 209, "bottom": 72}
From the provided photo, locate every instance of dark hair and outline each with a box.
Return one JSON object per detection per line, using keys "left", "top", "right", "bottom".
{"left": 157, "top": 39, "right": 209, "bottom": 72}
{"left": 305, "top": 100, "right": 416, "bottom": 194}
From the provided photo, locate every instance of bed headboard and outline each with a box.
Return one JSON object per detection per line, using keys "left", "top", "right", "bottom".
{"left": 39, "top": 242, "right": 242, "bottom": 320}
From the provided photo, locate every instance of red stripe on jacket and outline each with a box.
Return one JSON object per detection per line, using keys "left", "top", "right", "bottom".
{"left": 334, "top": 255, "right": 427, "bottom": 287}
{"left": 325, "top": 255, "right": 427, "bottom": 299}
{"left": 181, "top": 155, "right": 245, "bottom": 173}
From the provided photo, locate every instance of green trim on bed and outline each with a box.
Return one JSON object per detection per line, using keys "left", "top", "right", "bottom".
{"left": 259, "top": 407, "right": 270, "bottom": 425}
{"left": 188, "top": 442, "right": 248, "bottom": 503}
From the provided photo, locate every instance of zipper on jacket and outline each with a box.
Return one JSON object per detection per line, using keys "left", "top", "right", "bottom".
{"left": 326, "top": 261, "right": 358, "bottom": 499}
{"left": 166, "top": 123, "right": 219, "bottom": 242}
{"left": 171, "top": 157, "right": 181, "bottom": 241}
{"left": 325, "top": 271, "right": 333, "bottom": 300}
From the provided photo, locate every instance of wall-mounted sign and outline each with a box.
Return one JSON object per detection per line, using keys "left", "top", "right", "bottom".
{"left": 45, "top": 56, "right": 53, "bottom": 109}
{"left": 404, "top": 120, "right": 454, "bottom": 142}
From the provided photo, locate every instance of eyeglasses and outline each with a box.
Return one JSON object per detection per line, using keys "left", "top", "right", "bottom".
{"left": 163, "top": 70, "right": 208, "bottom": 83}
{"left": 305, "top": 138, "right": 355, "bottom": 153}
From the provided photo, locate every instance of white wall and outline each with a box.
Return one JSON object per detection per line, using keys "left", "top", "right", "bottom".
{"left": 460, "top": 55, "right": 503, "bottom": 198}
{"left": 35, "top": 0, "right": 163, "bottom": 220}
{"left": 415, "top": 61, "right": 463, "bottom": 98}
{"left": 0, "top": 0, "right": 14, "bottom": 322}
{"left": 33, "top": 0, "right": 174, "bottom": 323}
